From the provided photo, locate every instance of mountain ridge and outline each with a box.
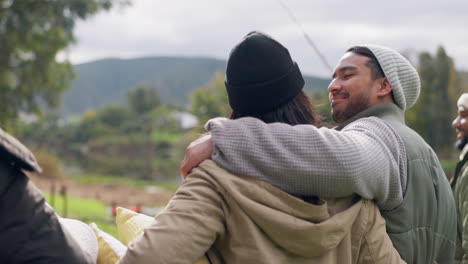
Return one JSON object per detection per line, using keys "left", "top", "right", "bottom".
{"left": 59, "top": 56, "right": 331, "bottom": 115}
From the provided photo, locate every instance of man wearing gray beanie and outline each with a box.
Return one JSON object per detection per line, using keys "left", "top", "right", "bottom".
{"left": 180, "top": 44, "right": 456, "bottom": 263}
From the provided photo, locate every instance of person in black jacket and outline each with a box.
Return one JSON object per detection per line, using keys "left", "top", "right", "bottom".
{"left": 0, "top": 128, "right": 92, "bottom": 263}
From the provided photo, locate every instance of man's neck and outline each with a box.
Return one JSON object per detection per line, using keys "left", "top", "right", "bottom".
{"left": 336, "top": 102, "right": 403, "bottom": 130}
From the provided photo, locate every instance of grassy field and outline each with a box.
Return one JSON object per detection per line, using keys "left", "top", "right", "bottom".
{"left": 152, "top": 131, "right": 183, "bottom": 144}
{"left": 73, "top": 173, "right": 180, "bottom": 193}
{"left": 45, "top": 192, "right": 118, "bottom": 238}
{"left": 440, "top": 159, "right": 457, "bottom": 170}
{"left": 440, "top": 159, "right": 457, "bottom": 180}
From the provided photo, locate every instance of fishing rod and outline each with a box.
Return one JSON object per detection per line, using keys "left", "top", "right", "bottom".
{"left": 276, "top": 0, "right": 332, "bottom": 72}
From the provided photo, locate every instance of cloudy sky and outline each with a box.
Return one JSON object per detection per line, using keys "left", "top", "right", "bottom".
{"left": 65, "top": 0, "right": 468, "bottom": 78}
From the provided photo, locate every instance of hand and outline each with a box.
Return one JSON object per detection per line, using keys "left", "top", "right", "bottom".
{"left": 179, "top": 134, "right": 213, "bottom": 178}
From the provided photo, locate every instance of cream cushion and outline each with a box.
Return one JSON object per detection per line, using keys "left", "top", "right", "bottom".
{"left": 116, "top": 207, "right": 210, "bottom": 264}
{"left": 90, "top": 223, "right": 127, "bottom": 264}
{"left": 115, "top": 207, "right": 152, "bottom": 246}
{"left": 59, "top": 216, "right": 99, "bottom": 262}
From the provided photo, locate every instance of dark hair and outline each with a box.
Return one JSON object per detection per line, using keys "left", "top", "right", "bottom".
{"left": 347, "top": 46, "right": 385, "bottom": 80}
{"left": 230, "top": 90, "right": 322, "bottom": 126}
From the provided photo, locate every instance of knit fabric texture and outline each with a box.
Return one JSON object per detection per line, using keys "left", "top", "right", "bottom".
{"left": 225, "top": 31, "right": 304, "bottom": 114}
{"left": 363, "top": 44, "right": 420, "bottom": 110}
{"left": 206, "top": 116, "right": 407, "bottom": 211}
{"left": 458, "top": 93, "right": 468, "bottom": 110}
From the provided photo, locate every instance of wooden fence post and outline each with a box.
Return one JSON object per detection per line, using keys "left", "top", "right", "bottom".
{"left": 60, "top": 185, "right": 68, "bottom": 217}
{"left": 50, "top": 182, "right": 55, "bottom": 208}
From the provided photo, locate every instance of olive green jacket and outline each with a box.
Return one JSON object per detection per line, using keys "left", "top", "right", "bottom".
{"left": 452, "top": 144, "right": 468, "bottom": 263}
{"left": 338, "top": 103, "right": 457, "bottom": 264}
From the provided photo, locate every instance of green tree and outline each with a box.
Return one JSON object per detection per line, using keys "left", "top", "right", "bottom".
{"left": 95, "top": 104, "right": 130, "bottom": 128}
{"left": 74, "top": 109, "right": 112, "bottom": 143}
{"left": 406, "top": 52, "right": 433, "bottom": 140}
{"left": 127, "top": 85, "right": 161, "bottom": 115}
{"left": 406, "top": 46, "right": 459, "bottom": 151}
{"left": 189, "top": 72, "right": 230, "bottom": 127}
{"left": 0, "top": 0, "right": 129, "bottom": 129}
{"left": 457, "top": 72, "right": 468, "bottom": 95}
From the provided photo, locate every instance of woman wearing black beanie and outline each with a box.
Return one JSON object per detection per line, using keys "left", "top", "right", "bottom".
{"left": 225, "top": 31, "right": 321, "bottom": 127}
{"left": 119, "top": 32, "right": 403, "bottom": 264}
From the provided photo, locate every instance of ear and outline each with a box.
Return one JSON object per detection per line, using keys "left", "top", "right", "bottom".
{"left": 376, "top": 77, "right": 392, "bottom": 97}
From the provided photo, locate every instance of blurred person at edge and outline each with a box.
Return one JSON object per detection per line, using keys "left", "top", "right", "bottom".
{"left": 118, "top": 31, "right": 404, "bottom": 264}
{"left": 180, "top": 42, "right": 457, "bottom": 263}
{"left": 451, "top": 93, "right": 468, "bottom": 263}
{"left": 0, "top": 129, "right": 95, "bottom": 263}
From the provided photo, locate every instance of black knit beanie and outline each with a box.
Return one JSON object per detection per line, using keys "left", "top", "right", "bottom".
{"left": 225, "top": 31, "right": 305, "bottom": 114}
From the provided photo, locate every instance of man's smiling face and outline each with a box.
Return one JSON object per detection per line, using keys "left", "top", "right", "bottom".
{"left": 453, "top": 106, "right": 468, "bottom": 150}
{"left": 328, "top": 52, "right": 383, "bottom": 123}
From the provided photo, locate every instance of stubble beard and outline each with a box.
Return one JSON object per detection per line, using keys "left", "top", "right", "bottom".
{"left": 332, "top": 92, "right": 371, "bottom": 123}
{"left": 455, "top": 136, "right": 468, "bottom": 151}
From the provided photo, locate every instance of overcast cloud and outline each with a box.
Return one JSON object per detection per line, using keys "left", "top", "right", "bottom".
{"left": 64, "top": 0, "right": 468, "bottom": 78}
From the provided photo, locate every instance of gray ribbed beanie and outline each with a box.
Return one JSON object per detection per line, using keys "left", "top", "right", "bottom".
{"left": 362, "top": 44, "right": 421, "bottom": 110}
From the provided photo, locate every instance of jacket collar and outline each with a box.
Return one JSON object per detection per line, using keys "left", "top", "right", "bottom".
{"left": 460, "top": 144, "right": 468, "bottom": 161}
{"left": 453, "top": 144, "right": 468, "bottom": 187}
{"left": 336, "top": 103, "right": 404, "bottom": 131}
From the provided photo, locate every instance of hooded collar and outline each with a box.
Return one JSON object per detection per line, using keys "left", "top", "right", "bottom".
{"left": 199, "top": 160, "right": 363, "bottom": 257}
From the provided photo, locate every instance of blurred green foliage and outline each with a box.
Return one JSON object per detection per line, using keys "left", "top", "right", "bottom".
{"left": 74, "top": 173, "right": 180, "bottom": 192}
{"left": 21, "top": 84, "right": 189, "bottom": 181}
{"left": 406, "top": 46, "right": 463, "bottom": 153}
{"left": 127, "top": 85, "right": 161, "bottom": 115}
{"left": 309, "top": 90, "right": 334, "bottom": 125}
{"left": 0, "top": 0, "right": 130, "bottom": 130}
{"left": 189, "top": 72, "right": 231, "bottom": 129}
